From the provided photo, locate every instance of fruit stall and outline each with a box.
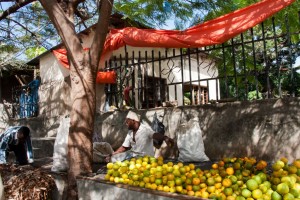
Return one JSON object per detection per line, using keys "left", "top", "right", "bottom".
{"left": 77, "top": 156, "right": 300, "bottom": 200}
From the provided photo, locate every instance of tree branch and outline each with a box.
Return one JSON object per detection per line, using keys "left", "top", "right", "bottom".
{"left": 0, "top": 0, "right": 36, "bottom": 20}
{"left": 39, "top": 0, "right": 83, "bottom": 66}
{"left": 90, "top": 0, "right": 114, "bottom": 72}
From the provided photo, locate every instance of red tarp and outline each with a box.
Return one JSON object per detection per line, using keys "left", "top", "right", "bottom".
{"left": 53, "top": 0, "right": 295, "bottom": 83}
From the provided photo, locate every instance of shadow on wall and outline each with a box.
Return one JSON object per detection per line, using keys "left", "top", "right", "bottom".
{"left": 198, "top": 99, "right": 300, "bottom": 162}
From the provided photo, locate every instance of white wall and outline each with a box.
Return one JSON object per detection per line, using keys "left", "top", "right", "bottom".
{"left": 39, "top": 40, "right": 106, "bottom": 116}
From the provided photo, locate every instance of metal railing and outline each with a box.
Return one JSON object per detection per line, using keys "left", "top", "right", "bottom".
{"left": 103, "top": 11, "right": 300, "bottom": 110}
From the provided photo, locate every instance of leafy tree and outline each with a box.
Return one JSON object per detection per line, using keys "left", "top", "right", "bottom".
{"left": 200, "top": 0, "right": 300, "bottom": 100}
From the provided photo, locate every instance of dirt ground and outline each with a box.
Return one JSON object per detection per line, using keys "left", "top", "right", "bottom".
{"left": 0, "top": 157, "right": 55, "bottom": 200}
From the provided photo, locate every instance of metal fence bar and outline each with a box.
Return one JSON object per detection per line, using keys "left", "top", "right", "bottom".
{"left": 180, "top": 49, "right": 184, "bottom": 105}
{"left": 285, "top": 15, "right": 295, "bottom": 97}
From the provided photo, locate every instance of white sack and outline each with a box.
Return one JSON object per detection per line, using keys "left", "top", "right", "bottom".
{"left": 0, "top": 174, "right": 4, "bottom": 200}
{"left": 51, "top": 116, "right": 70, "bottom": 172}
{"left": 177, "top": 118, "right": 210, "bottom": 162}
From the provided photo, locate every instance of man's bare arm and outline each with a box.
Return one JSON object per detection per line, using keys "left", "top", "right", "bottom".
{"left": 112, "top": 146, "right": 131, "bottom": 155}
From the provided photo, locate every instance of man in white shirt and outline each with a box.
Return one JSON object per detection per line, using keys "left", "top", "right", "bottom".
{"left": 106, "top": 110, "right": 173, "bottom": 162}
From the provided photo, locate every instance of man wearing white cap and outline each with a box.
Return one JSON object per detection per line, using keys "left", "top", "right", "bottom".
{"left": 106, "top": 110, "right": 173, "bottom": 162}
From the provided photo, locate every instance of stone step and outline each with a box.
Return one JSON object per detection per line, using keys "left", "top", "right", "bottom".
{"left": 32, "top": 137, "right": 56, "bottom": 159}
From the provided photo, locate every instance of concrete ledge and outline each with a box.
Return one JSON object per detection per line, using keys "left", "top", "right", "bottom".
{"left": 77, "top": 176, "right": 207, "bottom": 200}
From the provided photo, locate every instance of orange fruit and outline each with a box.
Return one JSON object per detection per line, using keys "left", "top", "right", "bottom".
{"left": 256, "top": 160, "right": 268, "bottom": 170}
{"left": 273, "top": 163, "right": 284, "bottom": 171}
{"left": 192, "top": 185, "right": 200, "bottom": 192}
{"left": 246, "top": 179, "right": 259, "bottom": 191}
{"left": 241, "top": 188, "right": 252, "bottom": 198}
{"left": 104, "top": 174, "right": 110, "bottom": 181}
{"left": 185, "top": 178, "right": 192, "bottom": 185}
{"left": 201, "top": 191, "right": 209, "bottom": 198}
{"left": 233, "top": 162, "right": 241, "bottom": 170}
{"left": 212, "top": 163, "right": 219, "bottom": 169}
{"left": 107, "top": 162, "right": 114, "bottom": 169}
{"left": 180, "top": 175, "right": 187, "bottom": 182}
{"left": 283, "top": 193, "right": 294, "bottom": 200}
{"left": 224, "top": 187, "right": 234, "bottom": 196}
{"left": 218, "top": 160, "right": 225, "bottom": 167}
{"left": 206, "top": 177, "right": 215, "bottom": 186}
{"left": 163, "top": 185, "right": 170, "bottom": 192}
{"left": 143, "top": 176, "right": 150, "bottom": 183}
{"left": 242, "top": 169, "right": 251, "bottom": 176}
{"left": 253, "top": 175, "right": 262, "bottom": 185}
{"left": 167, "top": 173, "right": 175, "bottom": 181}
{"left": 173, "top": 169, "right": 181, "bottom": 177}
{"left": 222, "top": 178, "right": 232, "bottom": 187}
{"left": 288, "top": 165, "right": 298, "bottom": 174}
{"left": 192, "top": 177, "right": 201, "bottom": 185}
{"left": 271, "top": 191, "right": 282, "bottom": 200}
{"left": 251, "top": 189, "right": 263, "bottom": 199}
{"left": 293, "top": 160, "right": 300, "bottom": 169}
{"left": 185, "top": 166, "right": 191, "bottom": 172}
{"left": 206, "top": 185, "right": 216, "bottom": 193}
{"left": 226, "top": 167, "right": 234, "bottom": 175}
{"left": 167, "top": 180, "right": 175, "bottom": 188}
{"left": 244, "top": 162, "right": 253, "bottom": 170}
{"left": 277, "top": 182, "right": 289, "bottom": 195}
{"left": 257, "top": 172, "right": 267, "bottom": 182}
{"left": 175, "top": 185, "right": 183, "bottom": 193}
{"left": 280, "top": 157, "right": 288, "bottom": 165}
{"left": 177, "top": 162, "right": 183, "bottom": 167}
{"left": 215, "top": 182, "right": 222, "bottom": 189}
{"left": 214, "top": 175, "right": 222, "bottom": 183}
{"left": 187, "top": 190, "right": 195, "bottom": 196}
{"left": 175, "top": 177, "right": 183, "bottom": 186}
{"left": 166, "top": 161, "right": 173, "bottom": 167}
{"left": 188, "top": 163, "right": 195, "bottom": 170}
{"left": 186, "top": 185, "right": 193, "bottom": 191}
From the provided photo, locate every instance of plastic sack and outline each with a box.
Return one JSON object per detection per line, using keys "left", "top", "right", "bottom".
{"left": 151, "top": 112, "right": 165, "bottom": 148}
{"left": 51, "top": 116, "right": 70, "bottom": 172}
{"left": 93, "top": 142, "right": 114, "bottom": 163}
{"left": 177, "top": 118, "right": 210, "bottom": 162}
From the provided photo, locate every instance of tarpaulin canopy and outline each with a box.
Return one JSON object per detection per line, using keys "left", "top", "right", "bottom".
{"left": 53, "top": 0, "right": 295, "bottom": 83}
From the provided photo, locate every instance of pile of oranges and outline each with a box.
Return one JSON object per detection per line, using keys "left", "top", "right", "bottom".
{"left": 104, "top": 156, "right": 300, "bottom": 200}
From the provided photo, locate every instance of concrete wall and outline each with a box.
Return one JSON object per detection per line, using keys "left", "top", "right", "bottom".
{"left": 1, "top": 98, "right": 299, "bottom": 162}
{"left": 94, "top": 98, "right": 300, "bottom": 163}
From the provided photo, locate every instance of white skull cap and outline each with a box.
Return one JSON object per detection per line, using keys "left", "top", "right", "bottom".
{"left": 126, "top": 110, "right": 141, "bottom": 122}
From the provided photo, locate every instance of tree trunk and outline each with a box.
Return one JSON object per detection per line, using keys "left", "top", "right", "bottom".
{"left": 67, "top": 50, "right": 96, "bottom": 198}
{"left": 39, "top": 0, "right": 114, "bottom": 199}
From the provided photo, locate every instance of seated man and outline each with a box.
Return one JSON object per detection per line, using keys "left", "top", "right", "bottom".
{"left": 106, "top": 110, "right": 174, "bottom": 162}
{"left": 0, "top": 126, "right": 34, "bottom": 165}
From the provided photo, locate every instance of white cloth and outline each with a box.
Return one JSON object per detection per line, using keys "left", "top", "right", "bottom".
{"left": 126, "top": 111, "right": 140, "bottom": 122}
{"left": 122, "top": 123, "right": 154, "bottom": 157}
{"left": 0, "top": 174, "right": 4, "bottom": 200}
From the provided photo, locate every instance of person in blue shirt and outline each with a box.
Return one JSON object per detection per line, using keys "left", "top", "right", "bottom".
{"left": 0, "top": 126, "right": 34, "bottom": 165}
{"left": 27, "top": 76, "right": 41, "bottom": 117}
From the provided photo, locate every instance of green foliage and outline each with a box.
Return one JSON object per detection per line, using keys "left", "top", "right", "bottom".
{"left": 247, "top": 90, "right": 262, "bottom": 100}
{"left": 113, "top": 0, "right": 221, "bottom": 29}
{"left": 0, "top": 2, "right": 57, "bottom": 62}
{"left": 25, "top": 47, "right": 47, "bottom": 60}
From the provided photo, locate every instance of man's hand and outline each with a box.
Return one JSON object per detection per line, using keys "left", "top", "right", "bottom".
{"left": 105, "top": 154, "right": 112, "bottom": 163}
